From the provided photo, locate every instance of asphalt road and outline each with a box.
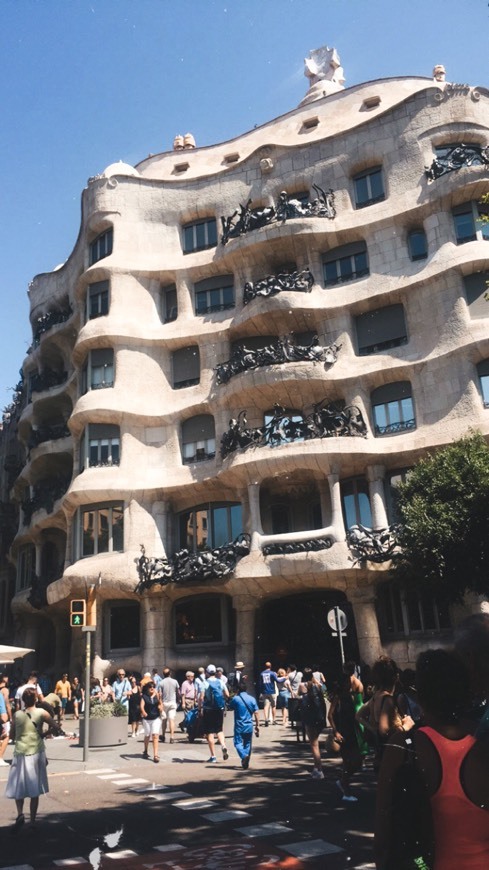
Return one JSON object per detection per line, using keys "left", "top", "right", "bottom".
{"left": 0, "top": 719, "right": 376, "bottom": 869}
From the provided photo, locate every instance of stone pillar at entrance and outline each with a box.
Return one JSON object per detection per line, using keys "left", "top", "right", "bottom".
{"left": 367, "top": 465, "right": 389, "bottom": 529}
{"left": 142, "top": 593, "right": 170, "bottom": 671}
{"left": 328, "top": 470, "right": 345, "bottom": 539}
{"left": 233, "top": 594, "right": 259, "bottom": 670}
{"left": 349, "top": 589, "right": 383, "bottom": 665}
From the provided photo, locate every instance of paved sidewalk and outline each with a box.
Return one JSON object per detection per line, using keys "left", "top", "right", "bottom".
{"left": 0, "top": 718, "right": 376, "bottom": 870}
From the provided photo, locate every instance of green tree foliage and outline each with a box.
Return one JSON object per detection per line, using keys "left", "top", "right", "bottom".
{"left": 393, "top": 433, "right": 489, "bottom": 602}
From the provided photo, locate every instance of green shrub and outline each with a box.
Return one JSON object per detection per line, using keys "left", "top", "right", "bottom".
{"left": 89, "top": 700, "right": 127, "bottom": 718}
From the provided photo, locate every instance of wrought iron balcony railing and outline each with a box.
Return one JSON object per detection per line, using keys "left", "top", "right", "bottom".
{"left": 31, "top": 306, "right": 73, "bottom": 348}
{"left": 263, "top": 537, "right": 333, "bottom": 556}
{"left": 215, "top": 334, "right": 340, "bottom": 385}
{"left": 425, "top": 143, "right": 489, "bottom": 181}
{"left": 29, "top": 423, "right": 70, "bottom": 449}
{"left": 220, "top": 186, "right": 335, "bottom": 245}
{"left": 243, "top": 267, "right": 314, "bottom": 305}
{"left": 346, "top": 523, "right": 400, "bottom": 563}
{"left": 21, "top": 477, "right": 71, "bottom": 525}
{"left": 221, "top": 401, "right": 367, "bottom": 458}
{"left": 374, "top": 419, "right": 416, "bottom": 436}
{"left": 30, "top": 370, "right": 68, "bottom": 395}
{"left": 135, "top": 534, "right": 251, "bottom": 591}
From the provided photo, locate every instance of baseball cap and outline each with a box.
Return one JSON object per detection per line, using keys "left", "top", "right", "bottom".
{"left": 206, "top": 664, "right": 217, "bottom": 675}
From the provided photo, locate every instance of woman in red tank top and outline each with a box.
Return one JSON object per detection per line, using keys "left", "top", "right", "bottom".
{"left": 375, "top": 649, "right": 489, "bottom": 870}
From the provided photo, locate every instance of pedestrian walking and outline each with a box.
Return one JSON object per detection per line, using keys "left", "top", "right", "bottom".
{"left": 159, "top": 668, "right": 180, "bottom": 743}
{"left": 179, "top": 671, "right": 198, "bottom": 732}
{"left": 298, "top": 668, "right": 327, "bottom": 780}
{"left": 128, "top": 676, "right": 142, "bottom": 738}
{"left": 111, "top": 669, "right": 131, "bottom": 712}
{"left": 140, "top": 682, "right": 162, "bottom": 763}
{"left": 276, "top": 668, "right": 291, "bottom": 726}
{"left": 227, "top": 661, "right": 246, "bottom": 697}
{"left": 70, "top": 676, "right": 84, "bottom": 720}
{"left": 259, "top": 662, "right": 279, "bottom": 726}
{"left": 198, "top": 664, "right": 229, "bottom": 763}
{"left": 5, "top": 687, "right": 57, "bottom": 831}
{"left": 230, "top": 678, "right": 260, "bottom": 769}
{"left": 0, "top": 674, "right": 13, "bottom": 766}
{"left": 54, "top": 674, "right": 71, "bottom": 721}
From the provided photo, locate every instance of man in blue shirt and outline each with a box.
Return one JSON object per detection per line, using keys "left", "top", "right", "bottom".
{"left": 230, "top": 679, "right": 260, "bottom": 769}
{"left": 259, "top": 661, "right": 279, "bottom": 726}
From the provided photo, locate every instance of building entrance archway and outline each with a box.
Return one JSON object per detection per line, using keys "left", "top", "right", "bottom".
{"left": 255, "top": 590, "right": 359, "bottom": 683}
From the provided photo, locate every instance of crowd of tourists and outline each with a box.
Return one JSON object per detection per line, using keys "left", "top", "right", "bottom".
{"left": 1, "top": 613, "right": 488, "bottom": 867}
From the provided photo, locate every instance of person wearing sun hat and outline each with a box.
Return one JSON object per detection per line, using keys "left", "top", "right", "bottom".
{"left": 228, "top": 661, "right": 246, "bottom": 697}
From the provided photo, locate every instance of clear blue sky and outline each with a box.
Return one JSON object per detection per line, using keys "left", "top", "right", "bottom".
{"left": 1, "top": 0, "right": 487, "bottom": 406}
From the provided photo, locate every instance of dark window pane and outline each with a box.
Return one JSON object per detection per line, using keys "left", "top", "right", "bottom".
{"left": 184, "top": 226, "right": 194, "bottom": 252}
{"left": 454, "top": 211, "right": 476, "bottom": 243}
{"left": 369, "top": 170, "right": 384, "bottom": 200}
{"left": 175, "top": 598, "right": 222, "bottom": 644}
{"left": 110, "top": 604, "right": 140, "bottom": 649}
{"left": 207, "top": 220, "right": 217, "bottom": 247}
{"left": 196, "top": 222, "right": 206, "bottom": 249}
{"left": 355, "top": 175, "right": 369, "bottom": 205}
{"left": 408, "top": 231, "right": 427, "bottom": 260}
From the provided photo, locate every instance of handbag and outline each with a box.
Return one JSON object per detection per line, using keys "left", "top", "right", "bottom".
{"left": 384, "top": 732, "right": 434, "bottom": 870}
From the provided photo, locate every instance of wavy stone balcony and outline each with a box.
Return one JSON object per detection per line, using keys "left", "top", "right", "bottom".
{"left": 220, "top": 400, "right": 367, "bottom": 459}
{"left": 215, "top": 333, "right": 340, "bottom": 385}
{"left": 135, "top": 534, "right": 251, "bottom": 592}
{"left": 220, "top": 187, "right": 336, "bottom": 245}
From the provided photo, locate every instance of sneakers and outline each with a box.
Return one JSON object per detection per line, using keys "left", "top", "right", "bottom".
{"left": 342, "top": 794, "right": 358, "bottom": 802}
{"left": 0, "top": 759, "right": 10, "bottom": 766}
{"left": 335, "top": 778, "right": 345, "bottom": 795}
{"left": 311, "top": 768, "right": 324, "bottom": 780}
{"left": 222, "top": 747, "right": 229, "bottom": 760}
{"left": 142, "top": 750, "right": 149, "bottom": 759}
{"left": 241, "top": 754, "right": 250, "bottom": 770}
{"left": 208, "top": 756, "right": 217, "bottom": 763}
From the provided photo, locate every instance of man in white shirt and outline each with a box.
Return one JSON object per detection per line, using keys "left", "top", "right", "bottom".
{"left": 159, "top": 668, "right": 181, "bottom": 743}
{"left": 15, "top": 671, "right": 44, "bottom": 710}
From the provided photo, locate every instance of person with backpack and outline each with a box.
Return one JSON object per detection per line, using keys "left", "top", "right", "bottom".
{"left": 198, "top": 664, "right": 229, "bottom": 763}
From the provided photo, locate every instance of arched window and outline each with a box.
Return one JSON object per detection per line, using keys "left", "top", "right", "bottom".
{"left": 341, "top": 478, "right": 372, "bottom": 529}
{"left": 353, "top": 166, "right": 385, "bottom": 208}
{"left": 194, "top": 275, "right": 234, "bottom": 315}
{"left": 322, "top": 241, "right": 369, "bottom": 286}
{"left": 179, "top": 503, "right": 242, "bottom": 551}
{"left": 371, "top": 382, "right": 416, "bottom": 436}
{"left": 182, "top": 218, "right": 217, "bottom": 254}
{"left": 89, "top": 228, "right": 113, "bottom": 265}
{"left": 181, "top": 415, "right": 215, "bottom": 463}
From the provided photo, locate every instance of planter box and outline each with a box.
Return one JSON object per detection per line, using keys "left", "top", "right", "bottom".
{"left": 78, "top": 716, "right": 128, "bottom": 747}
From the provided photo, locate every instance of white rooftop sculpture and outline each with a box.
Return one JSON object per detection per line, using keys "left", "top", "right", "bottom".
{"left": 299, "top": 45, "right": 345, "bottom": 106}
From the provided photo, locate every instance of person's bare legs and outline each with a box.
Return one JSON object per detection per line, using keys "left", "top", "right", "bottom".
{"left": 29, "top": 797, "right": 39, "bottom": 824}
{"left": 206, "top": 732, "right": 216, "bottom": 758}
{"left": 152, "top": 733, "right": 159, "bottom": 760}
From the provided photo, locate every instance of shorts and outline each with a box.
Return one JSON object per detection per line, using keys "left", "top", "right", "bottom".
{"left": 202, "top": 708, "right": 224, "bottom": 735}
{"left": 143, "top": 717, "right": 162, "bottom": 737}
{"left": 161, "top": 702, "right": 177, "bottom": 720}
{"left": 277, "top": 694, "right": 290, "bottom": 709}
{"left": 61, "top": 698, "right": 68, "bottom": 710}
{"left": 260, "top": 693, "right": 276, "bottom": 707}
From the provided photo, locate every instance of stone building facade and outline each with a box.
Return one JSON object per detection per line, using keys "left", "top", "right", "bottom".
{"left": 8, "top": 53, "right": 489, "bottom": 680}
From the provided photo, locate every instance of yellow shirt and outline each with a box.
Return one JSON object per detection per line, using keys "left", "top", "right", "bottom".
{"left": 55, "top": 680, "right": 71, "bottom": 699}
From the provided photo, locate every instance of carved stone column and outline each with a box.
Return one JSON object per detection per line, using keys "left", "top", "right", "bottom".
{"left": 247, "top": 481, "right": 263, "bottom": 550}
{"left": 349, "top": 589, "right": 383, "bottom": 665}
{"left": 233, "top": 594, "right": 259, "bottom": 671}
{"left": 176, "top": 275, "right": 194, "bottom": 318}
{"left": 142, "top": 593, "right": 170, "bottom": 671}
{"left": 152, "top": 500, "right": 170, "bottom": 557}
{"left": 367, "top": 465, "right": 389, "bottom": 529}
{"left": 328, "top": 471, "right": 345, "bottom": 539}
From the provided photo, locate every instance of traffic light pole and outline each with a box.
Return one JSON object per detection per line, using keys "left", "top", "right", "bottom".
{"left": 82, "top": 626, "right": 96, "bottom": 763}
